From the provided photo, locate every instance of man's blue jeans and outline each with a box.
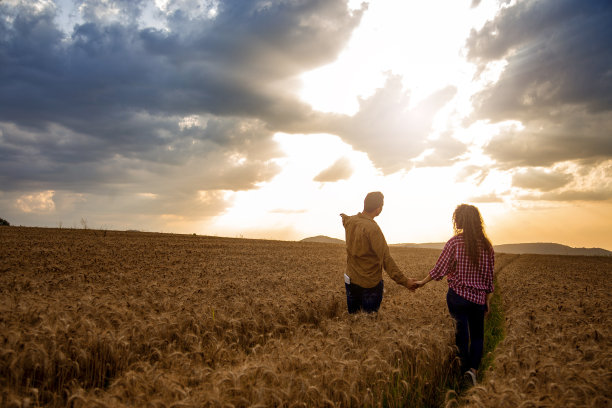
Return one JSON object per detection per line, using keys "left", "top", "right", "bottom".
{"left": 345, "top": 280, "right": 384, "bottom": 314}
{"left": 446, "top": 288, "right": 486, "bottom": 372}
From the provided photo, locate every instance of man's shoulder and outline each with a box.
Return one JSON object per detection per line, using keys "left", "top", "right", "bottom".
{"left": 355, "top": 213, "right": 379, "bottom": 229}
{"left": 341, "top": 213, "right": 358, "bottom": 223}
{"left": 342, "top": 212, "right": 374, "bottom": 223}
{"left": 342, "top": 213, "right": 379, "bottom": 234}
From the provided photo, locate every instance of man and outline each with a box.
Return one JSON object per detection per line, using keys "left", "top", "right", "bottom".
{"left": 340, "top": 191, "right": 417, "bottom": 314}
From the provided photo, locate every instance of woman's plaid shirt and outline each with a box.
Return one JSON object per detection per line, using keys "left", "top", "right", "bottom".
{"left": 429, "top": 234, "right": 494, "bottom": 305}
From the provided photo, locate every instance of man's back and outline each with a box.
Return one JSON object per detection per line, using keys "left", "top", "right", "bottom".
{"left": 343, "top": 213, "right": 379, "bottom": 259}
{"left": 340, "top": 192, "right": 415, "bottom": 314}
{"left": 342, "top": 213, "right": 406, "bottom": 288}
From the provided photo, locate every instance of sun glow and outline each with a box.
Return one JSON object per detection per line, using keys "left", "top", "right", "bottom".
{"left": 206, "top": 131, "right": 507, "bottom": 244}
{"left": 299, "top": 1, "right": 500, "bottom": 116}
{"left": 207, "top": 2, "right": 519, "bottom": 244}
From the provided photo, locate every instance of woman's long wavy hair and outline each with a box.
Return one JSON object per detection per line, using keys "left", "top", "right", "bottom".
{"left": 453, "top": 204, "right": 493, "bottom": 266}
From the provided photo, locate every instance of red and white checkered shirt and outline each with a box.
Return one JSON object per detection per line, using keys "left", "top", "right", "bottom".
{"left": 429, "top": 234, "right": 494, "bottom": 305}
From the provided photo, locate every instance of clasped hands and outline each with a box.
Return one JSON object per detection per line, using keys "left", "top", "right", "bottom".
{"left": 403, "top": 278, "right": 425, "bottom": 292}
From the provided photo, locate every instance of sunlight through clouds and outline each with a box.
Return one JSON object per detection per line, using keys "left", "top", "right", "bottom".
{"left": 299, "top": 0, "right": 501, "bottom": 115}
{"left": 1, "top": 0, "right": 611, "bottom": 250}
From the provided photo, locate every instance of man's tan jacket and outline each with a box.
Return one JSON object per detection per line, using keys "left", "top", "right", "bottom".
{"left": 341, "top": 213, "right": 409, "bottom": 288}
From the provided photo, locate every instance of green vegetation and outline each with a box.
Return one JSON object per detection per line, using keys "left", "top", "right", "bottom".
{"left": 480, "top": 281, "right": 505, "bottom": 375}
{"left": 443, "top": 278, "right": 505, "bottom": 406}
{"left": 420, "top": 278, "right": 505, "bottom": 407}
{"left": 382, "top": 282, "right": 506, "bottom": 408}
{"left": 0, "top": 217, "right": 10, "bottom": 226}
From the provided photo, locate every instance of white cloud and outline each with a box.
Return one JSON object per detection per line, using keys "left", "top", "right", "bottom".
{"left": 15, "top": 190, "right": 56, "bottom": 213}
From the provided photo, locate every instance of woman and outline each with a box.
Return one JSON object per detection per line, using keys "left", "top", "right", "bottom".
{"left": 415, "top": 204, "right": 494, "bottom": 385}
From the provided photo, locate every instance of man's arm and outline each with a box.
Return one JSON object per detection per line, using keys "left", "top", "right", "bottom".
{"left": 369, "top": 227, "right": 415, "bottom": 288}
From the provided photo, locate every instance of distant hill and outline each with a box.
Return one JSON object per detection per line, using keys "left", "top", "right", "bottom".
{"left": 392, "top": 241, "right": 611, "bottom": 256}
{"left": 391, "top": 242, "right": 446, "bottom": 250}
{"left": 300, "top": 235, "right": 345, "bottom": 244}
{"left": 304, "top": 236, "right": 611, "bottom": 256}
{"left": 494, "top": 243, "right": 611, "bottom": 256}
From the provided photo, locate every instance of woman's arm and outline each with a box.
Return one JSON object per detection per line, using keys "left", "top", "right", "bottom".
{"left": 415, "top": 273, "right": 433, "bottom": 288}
{"left": 416, "top": 238, "right": 455, "bottom": 289}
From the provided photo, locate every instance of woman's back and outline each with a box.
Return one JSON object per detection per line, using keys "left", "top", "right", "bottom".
{"left": 429, "top": 233, "right": 494, "bottom": 305}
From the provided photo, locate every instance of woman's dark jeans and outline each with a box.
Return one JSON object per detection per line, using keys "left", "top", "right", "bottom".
{"left": 446, "top": 288, "right": 486, "bottom": 372}
{"left": 345, "top": 280, "right": 384, "bottom": 314}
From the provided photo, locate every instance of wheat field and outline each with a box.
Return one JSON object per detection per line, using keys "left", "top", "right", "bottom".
{"left": 458, "top": 254, "right": 612, "bottom": 408}
{"left": 1, "top": 227, "right": 610, "bottom": 407}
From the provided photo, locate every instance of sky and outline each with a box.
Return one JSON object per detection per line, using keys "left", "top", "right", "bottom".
{"left": 1, "top": 0, "right": 611, "bottom": 250}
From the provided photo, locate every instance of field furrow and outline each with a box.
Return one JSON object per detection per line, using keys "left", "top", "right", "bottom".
{"left": 460, "top": 254, "right": 612, "bottom": 407}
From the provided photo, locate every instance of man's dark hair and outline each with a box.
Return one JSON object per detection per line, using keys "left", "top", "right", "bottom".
{"left": 364, "top": 192, "right": 384, "bottom": 212}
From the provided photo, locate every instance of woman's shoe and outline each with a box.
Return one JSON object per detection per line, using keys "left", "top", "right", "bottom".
{"left": 463, "top": 370, "right": 477, "bottom": 386}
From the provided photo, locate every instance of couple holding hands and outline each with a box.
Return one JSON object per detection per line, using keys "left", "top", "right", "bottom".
{"left": 340, "top": 192, "right": 495, "bottom": 385}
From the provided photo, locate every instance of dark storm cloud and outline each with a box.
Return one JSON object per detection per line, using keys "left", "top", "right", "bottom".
{"left": 0, "top": 116, "right": 280, "bottom": 192}
{"left": 483, "top": 112, "right": 612, "bottom": 168}
{"left": 1, "top": 0, "right": 365, "bottom": 128}
{"left": 514, "top": 160, "right": 612, "bottom": 202}
{"left": 466, "top": 0, "right": 612, "bottom": 167}
{"left": 78, "top": 0, "right": 149, "bottom": 24}
{"left": 0, "top": 0, "right": 364, "bottom": 201}
{"left": 313, "top": 157, "right": 353, "bottom": 182}
{"left": 512, "top": 168, "right": 573, "bottom": 192}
